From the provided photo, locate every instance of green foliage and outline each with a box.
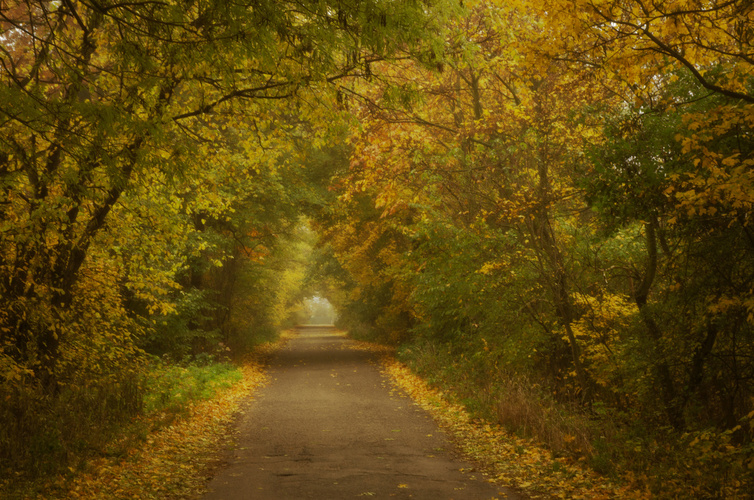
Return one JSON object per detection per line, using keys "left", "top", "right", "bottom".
{"left": 583, "top": 109, "right": 685, "bottom": 226}
{"left": 142, "top": 357, "right": 243, "bottom": 416}
{"left": 141, "top": 289, "right": 221, "bottom": 361}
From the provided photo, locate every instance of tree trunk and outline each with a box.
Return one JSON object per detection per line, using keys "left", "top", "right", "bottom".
{"left": 634, "top": 217, "right": 684, "bottom": 429}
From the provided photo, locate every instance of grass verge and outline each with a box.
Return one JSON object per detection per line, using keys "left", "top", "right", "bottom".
{"left": 1, "top": 340, "right": 284, "bottom": 500}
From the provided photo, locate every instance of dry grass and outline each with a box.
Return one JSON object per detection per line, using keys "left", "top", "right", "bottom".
{"left": 493, "top": 376, "right": 595, "bottom": 459}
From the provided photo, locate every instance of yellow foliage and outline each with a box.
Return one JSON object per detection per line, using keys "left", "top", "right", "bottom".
{"left": 571, "top": 292, "right": 636, "bottom": 390}
{"left": 379, "top": 354, "right": 642, "bottom": 499}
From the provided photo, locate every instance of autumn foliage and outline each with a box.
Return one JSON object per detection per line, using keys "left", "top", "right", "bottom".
{"left": 0, "top": 0, "right": 450, "bottom": 485}
{"left": 316, "top": 0, "right": 754, "bottom": 496}
{"left": 2, "top": 0, "right": 754, "bottom": 497}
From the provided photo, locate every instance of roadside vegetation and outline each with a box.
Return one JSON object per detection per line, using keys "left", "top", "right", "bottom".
{"left": 0, "top": 344, "right": 280, "bottom": 500}
{"left": 2, "top": 1, "right": 752, "bottom": 498}
{"left": 314, "top": 2, "right": 754, "bottom": 497}
{"left": 393, "top": 343, "right": 752, "bottom": 499}
{"left": 1, "top": 355, "right": 252, "bottom": 499}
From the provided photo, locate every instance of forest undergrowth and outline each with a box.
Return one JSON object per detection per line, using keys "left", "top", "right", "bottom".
{"left": 385, "top": 339, "right": 753, "bottom": 499}
{"left": 0, "top": 339, "right": 284, "bottom": 500}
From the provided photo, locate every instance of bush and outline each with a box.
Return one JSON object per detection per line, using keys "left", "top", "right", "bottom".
{"left": 0, "top": 355, "right": 243, "bottom": 497}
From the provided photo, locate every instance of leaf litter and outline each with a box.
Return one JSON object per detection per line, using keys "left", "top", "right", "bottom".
{"left": 25, "top": 342, "right": 283, "bottom": 500}
{"left": 348, "top": 339, "right": 648, "bottom": 499}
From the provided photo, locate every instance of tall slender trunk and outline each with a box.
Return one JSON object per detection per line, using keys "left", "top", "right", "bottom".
{"left": 634, "top": 217, "right": 684, "bottom": 429}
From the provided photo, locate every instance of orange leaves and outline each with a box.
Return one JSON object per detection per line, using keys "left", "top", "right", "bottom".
{"left": 342, "top": 1, "right": 594, "bottom": 236}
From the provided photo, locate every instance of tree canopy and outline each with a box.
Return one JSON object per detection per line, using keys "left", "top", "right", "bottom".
{"left": 2, "top": 0, "right": 754, "bottom": 496}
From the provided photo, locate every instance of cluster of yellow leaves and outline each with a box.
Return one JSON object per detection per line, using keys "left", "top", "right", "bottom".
{"left": 344, "top": 338, "right": 397, "bottom": 356}
{"left": 28, "top": 359, "right": 272, "bottom": 500}
{"left": 532, "top": 0, "right": 753, "bottom": 107}
{"left": 571, "top": 292, "right": 636, "bottom": 391}
{"left": 663, "top": 106, "right": 754, "bottom": 225}
{"left": 381, "top": 357, "right": 648, "bottom": 499}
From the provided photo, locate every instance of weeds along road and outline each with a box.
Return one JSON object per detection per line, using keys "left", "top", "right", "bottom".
{"left": 202, "top": 326, "right": 523, "bottom": 500}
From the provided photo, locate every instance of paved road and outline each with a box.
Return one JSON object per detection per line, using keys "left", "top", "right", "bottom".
{"left": 202, "top": 326, "right": 522, "bottom": 499}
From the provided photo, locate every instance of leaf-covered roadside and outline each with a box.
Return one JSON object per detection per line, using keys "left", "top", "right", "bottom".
{"left": 319, "top": 1, "right": 754, "bottom": 497}
{"left": 379, "top": 355, "right": 644, "bottom": 500}
{"left": 7, "top": 349, "right": 276, "bottom": 500}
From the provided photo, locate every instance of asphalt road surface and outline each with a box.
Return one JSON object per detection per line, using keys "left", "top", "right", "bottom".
{"left": 202, "top": 326, "right": 523, "bottom": 500}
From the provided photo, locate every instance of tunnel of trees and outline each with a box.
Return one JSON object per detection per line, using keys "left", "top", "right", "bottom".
{"left": 2, "top": 0, "right": 753, "bottom": 496}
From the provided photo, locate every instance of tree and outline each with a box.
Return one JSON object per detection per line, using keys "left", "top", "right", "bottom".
{"left": 0, "top": 0, "right": 451, "bottom": 388}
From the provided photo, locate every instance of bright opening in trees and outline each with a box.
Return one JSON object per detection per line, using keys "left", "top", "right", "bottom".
{"left": 302, "top": 296, "right": 337, "bottom": 325}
